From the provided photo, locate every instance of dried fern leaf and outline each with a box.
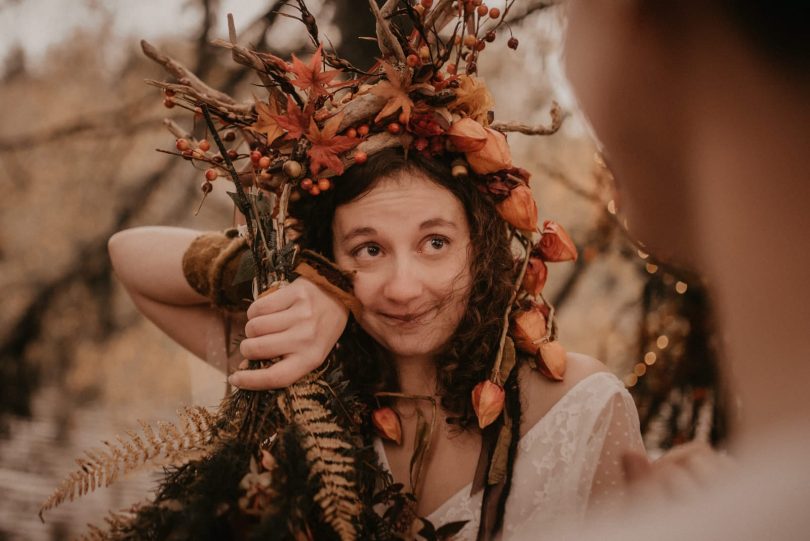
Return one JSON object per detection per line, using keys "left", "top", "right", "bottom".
{"left": 39, "top": 406, "right": 218, "bottom": 519}
{"left": 288, "top": 377, "right": 362, "bottom": 541}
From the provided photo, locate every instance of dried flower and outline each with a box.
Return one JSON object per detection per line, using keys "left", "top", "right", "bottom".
{"left": 447, "top": 117, "right": 487, "bottom": 152}
{"left": 372, "top": 407, "right": 403, "bottom": 444}
{"left": 522, "top": 257, "right": 548, "bottom": 296}
{"left": 496, "top": 184, "right": 537, "bottom": 231}
{"left": 537, "top": 340, "right": 567, "bottom": 381}
{"left": 466, "top": 127, "right": 512, "bottom": 174}
{"left": 511, "top": 304, "right": 548, "bottom": 354}
{"left": 537, "top": 220, "right": 577, "bottom": 262}
{"left": 471, "top": 380, "right": 505, "bottom": 429}
{"left": 448, "top": 74, "right": 494, "bottom": 124}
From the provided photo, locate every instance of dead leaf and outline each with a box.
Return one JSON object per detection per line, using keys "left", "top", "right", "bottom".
{"left": 289, "top": 45, "right": 339, "bottom": 98}
{"left": 272, "top": 95, "right": 310, "bottom": 140}
{"left": 370, "top": 61, "right": 416, "bottom": 124}
{"left": 251, "top": 98, "right": 285, "bottom": 144}
{"left": 306, "top": 113, "right": 360, "bottom": 175}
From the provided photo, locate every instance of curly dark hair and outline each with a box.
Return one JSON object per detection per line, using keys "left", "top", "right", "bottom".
{"left": 290, "top": 148, "right": 517, "bottom": 430}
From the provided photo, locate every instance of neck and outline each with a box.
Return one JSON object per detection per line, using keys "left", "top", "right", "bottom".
{"left": 393, "top": 354, "right": 439, "bottom": 397}
{"left": 686, "top": 36, "right": 810, "bottom": 445}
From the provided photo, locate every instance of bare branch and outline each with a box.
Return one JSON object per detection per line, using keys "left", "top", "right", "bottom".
{"left": 491, "top": 102, "right": 565, "bottom": 136}
{"left": 141, "top": 40, "right": 235, "bottom": 105}
{"left": 369, "top": 0, "right": 406, "bottom": 64}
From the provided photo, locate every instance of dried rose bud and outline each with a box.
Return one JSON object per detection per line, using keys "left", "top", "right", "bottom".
{"left": 511, "top": 303, "right": 548, "bottom": 354}
{"left": 522, "top": 256, "right": 548, "bottom": 296}
{"left": 471, "top": 380, "right": 505, "bottom": 429}
{"left": 372, "top": 407, "right": 403, "bottom": 444}
{"left": 466, "top": 128, "right": 513, "bottom": 174}
{"left": 537, "top": 220, "right": 578, "bottom": 262}
{"left": 536, "top": 340, "right": 567, "bottom": 381}
{"left": 496, "top": 185, "right": 537, "bottom": 232}
{"left": 447, "top": 118, "right": 488, "bottom": 152}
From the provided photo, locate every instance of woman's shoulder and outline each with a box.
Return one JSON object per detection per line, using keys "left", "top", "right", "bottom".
{"left": 517, "top": 351, "right": 614, "bottom": 438}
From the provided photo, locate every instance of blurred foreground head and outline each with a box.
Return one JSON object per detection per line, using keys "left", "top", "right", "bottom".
{"left": 563, "top": 1, "right": 809, "bottom": 273}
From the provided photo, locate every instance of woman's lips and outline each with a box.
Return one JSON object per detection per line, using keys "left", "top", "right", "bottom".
{"left": 377, "top": 309, "right": 433, "bottom": 326}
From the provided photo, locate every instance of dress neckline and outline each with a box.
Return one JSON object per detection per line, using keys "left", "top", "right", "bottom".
{"left": 373, "top": 371, "right": 616, "bottom": 521}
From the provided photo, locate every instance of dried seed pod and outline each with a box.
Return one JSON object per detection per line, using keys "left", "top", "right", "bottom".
{"left": 451, "top": 159, "right": 469, "bottom": 178}
{"left": 471, "top": 380, "right": 505, "bottom": 429}
{"left": 511, "top": 303, "right": 548, "bottom": 354}
{"left": 372, "top": 407, "right": 403, "bottom": 444}
{"left": 537, "top": 341, "right": 567, "bottom": 381}
{"left": 282, "top": 160, "right": 304, "bottom": 179}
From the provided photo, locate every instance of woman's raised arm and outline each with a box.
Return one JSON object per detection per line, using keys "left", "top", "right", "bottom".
{"left": 108, "top": 226, "right": 351, "bottom": 385}
{"left": 108, "top": 226, "right": 222, "bottom": 363}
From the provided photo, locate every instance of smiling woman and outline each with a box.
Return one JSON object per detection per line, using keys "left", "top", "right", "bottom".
{"left": 106, "top": 147, "right": 646, "bottom": 539}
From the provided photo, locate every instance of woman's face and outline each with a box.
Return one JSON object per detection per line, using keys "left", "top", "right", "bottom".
{"left": 331, "top": 170, "right": 473, "bottom": 362}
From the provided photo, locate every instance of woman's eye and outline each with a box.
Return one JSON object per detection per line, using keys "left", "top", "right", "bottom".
{"left": 425, "top": 236, "right": 449, "bottom": 252}
{"left": 352, "top": 244, "right": 381, "bottom": 258}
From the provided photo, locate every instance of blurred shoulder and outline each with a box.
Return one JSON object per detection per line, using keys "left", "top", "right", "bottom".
{"left": 517, "top": 351, "right": 609, "bottom": 437}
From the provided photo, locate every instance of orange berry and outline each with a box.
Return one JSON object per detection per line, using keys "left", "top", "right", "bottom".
{"left": 175, "top": 138, "right": 190, "bottom": 151}
{"left": 477, "top": 5, "right": 488, "bottom": 16}
{"left": 346, "top": 127, "right": 357, "bottom": 138}
{"left": 489, "top": 7, "right": 500, "bottom": 18}
{"left": 421, "top": 0, "right": 433, "bottom": 8}
{"left": 353, "top": 151, "right": 368, "bottom": 164}
{"left": 398, "top": 112, "right": 409, "bottom": 125}
{"left": 357, "top": 124, "right": 370, "bottom": 136}
{"left": 446, "top": 63, "right": 457, "bottom": 75}
{"left": 309, "top": 186, "right": 321, "bottom": 196}
{"left": 250, "top": 150, "right": 262, "bottom": 164}
{"left": 463, "top": 34, "right": 477, "bottom": 48}
{"left": 198, "top": 139, "right": 211, "bottom": 152}
{"left": 387, "top": 122, "right": 402, "bottom": 134}
{"left": 258, "top": 156, "right": 271, "bottom": 169}
{"left": 300, "top": 178, "right": 313, "bottom": 190}
{"left": 205, "top": 168, "right": 218, "bottom": 181}
{"left": 406, "top": 54, "right": 419, "bottom": 67}
{"left": 317, "top": 178, "right": 331, "bottom": 191}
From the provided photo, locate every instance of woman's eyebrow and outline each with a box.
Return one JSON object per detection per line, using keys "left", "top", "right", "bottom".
{"left": 420, "top": 218, "right": 457, "bottom": 230}
{"left": 341, "top": 226, "right": 377, "bottom": 243}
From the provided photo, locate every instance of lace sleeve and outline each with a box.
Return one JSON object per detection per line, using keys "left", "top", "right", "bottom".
{"left": 583, "top": 384, "right": 645, "bottom": 516}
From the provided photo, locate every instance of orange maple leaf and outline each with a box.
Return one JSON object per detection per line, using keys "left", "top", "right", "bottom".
{"left": 272, "top": 95, "right": 310, "bottom": 140}
{"left": 289, "top": 45, "right": 339, "bottom": 98}
{"left": 369, "top": 61, "right": 415, "bottom": 124}
{"left": 251, "top": 98, "right": 285, "bottom": 144}
{"left": 306, "top": 113, "right": 360, "bottom": 175}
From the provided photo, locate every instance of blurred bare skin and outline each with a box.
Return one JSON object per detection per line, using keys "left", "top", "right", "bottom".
{"left": 559, "top": 0, "right": 810, "bottom": 538}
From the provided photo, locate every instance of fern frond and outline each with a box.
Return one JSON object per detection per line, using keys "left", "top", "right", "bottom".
{"left": 39, "top": 406, "right": 219, "bottom": 519}
{"left": 288, "top": 377, "right": 362, "bottom": 541}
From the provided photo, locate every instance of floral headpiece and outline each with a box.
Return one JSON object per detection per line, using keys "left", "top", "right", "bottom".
{"left": 149, "top": 0, "right": 574, "bottom": 406}
{"left": 40, "top": 2, "right": 579, "bottom": 539}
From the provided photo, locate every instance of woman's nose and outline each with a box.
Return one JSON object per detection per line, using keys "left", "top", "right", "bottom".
{"left": 381, "top": 257, "right": 425, "bottom": 305}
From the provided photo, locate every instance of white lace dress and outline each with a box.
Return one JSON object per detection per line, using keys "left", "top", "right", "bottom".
{"left": 373, "top": 371, "right": 645, "bottom": 539}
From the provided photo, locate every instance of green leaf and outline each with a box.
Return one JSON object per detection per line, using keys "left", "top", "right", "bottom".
{"left": 487, "top": 410, "right": 512, "bottom": 486}
{"left": 409, "top": 407, "right": 430, "bottom": 494}
{"left": 232, "top": 250, "right": 257, "bottom": 286}
{"left": 436, "top": 520, "right": 469, "bottom": 540}
{"left": 498, "top": 337, "right": 517, "bottom": 385}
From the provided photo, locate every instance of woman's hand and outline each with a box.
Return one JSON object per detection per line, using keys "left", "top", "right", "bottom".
{"left": 622, "top": 441, "right": 735, "bottom": 504}
{"left": 229, "top": 277, "right": 350, "bottom": 390}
